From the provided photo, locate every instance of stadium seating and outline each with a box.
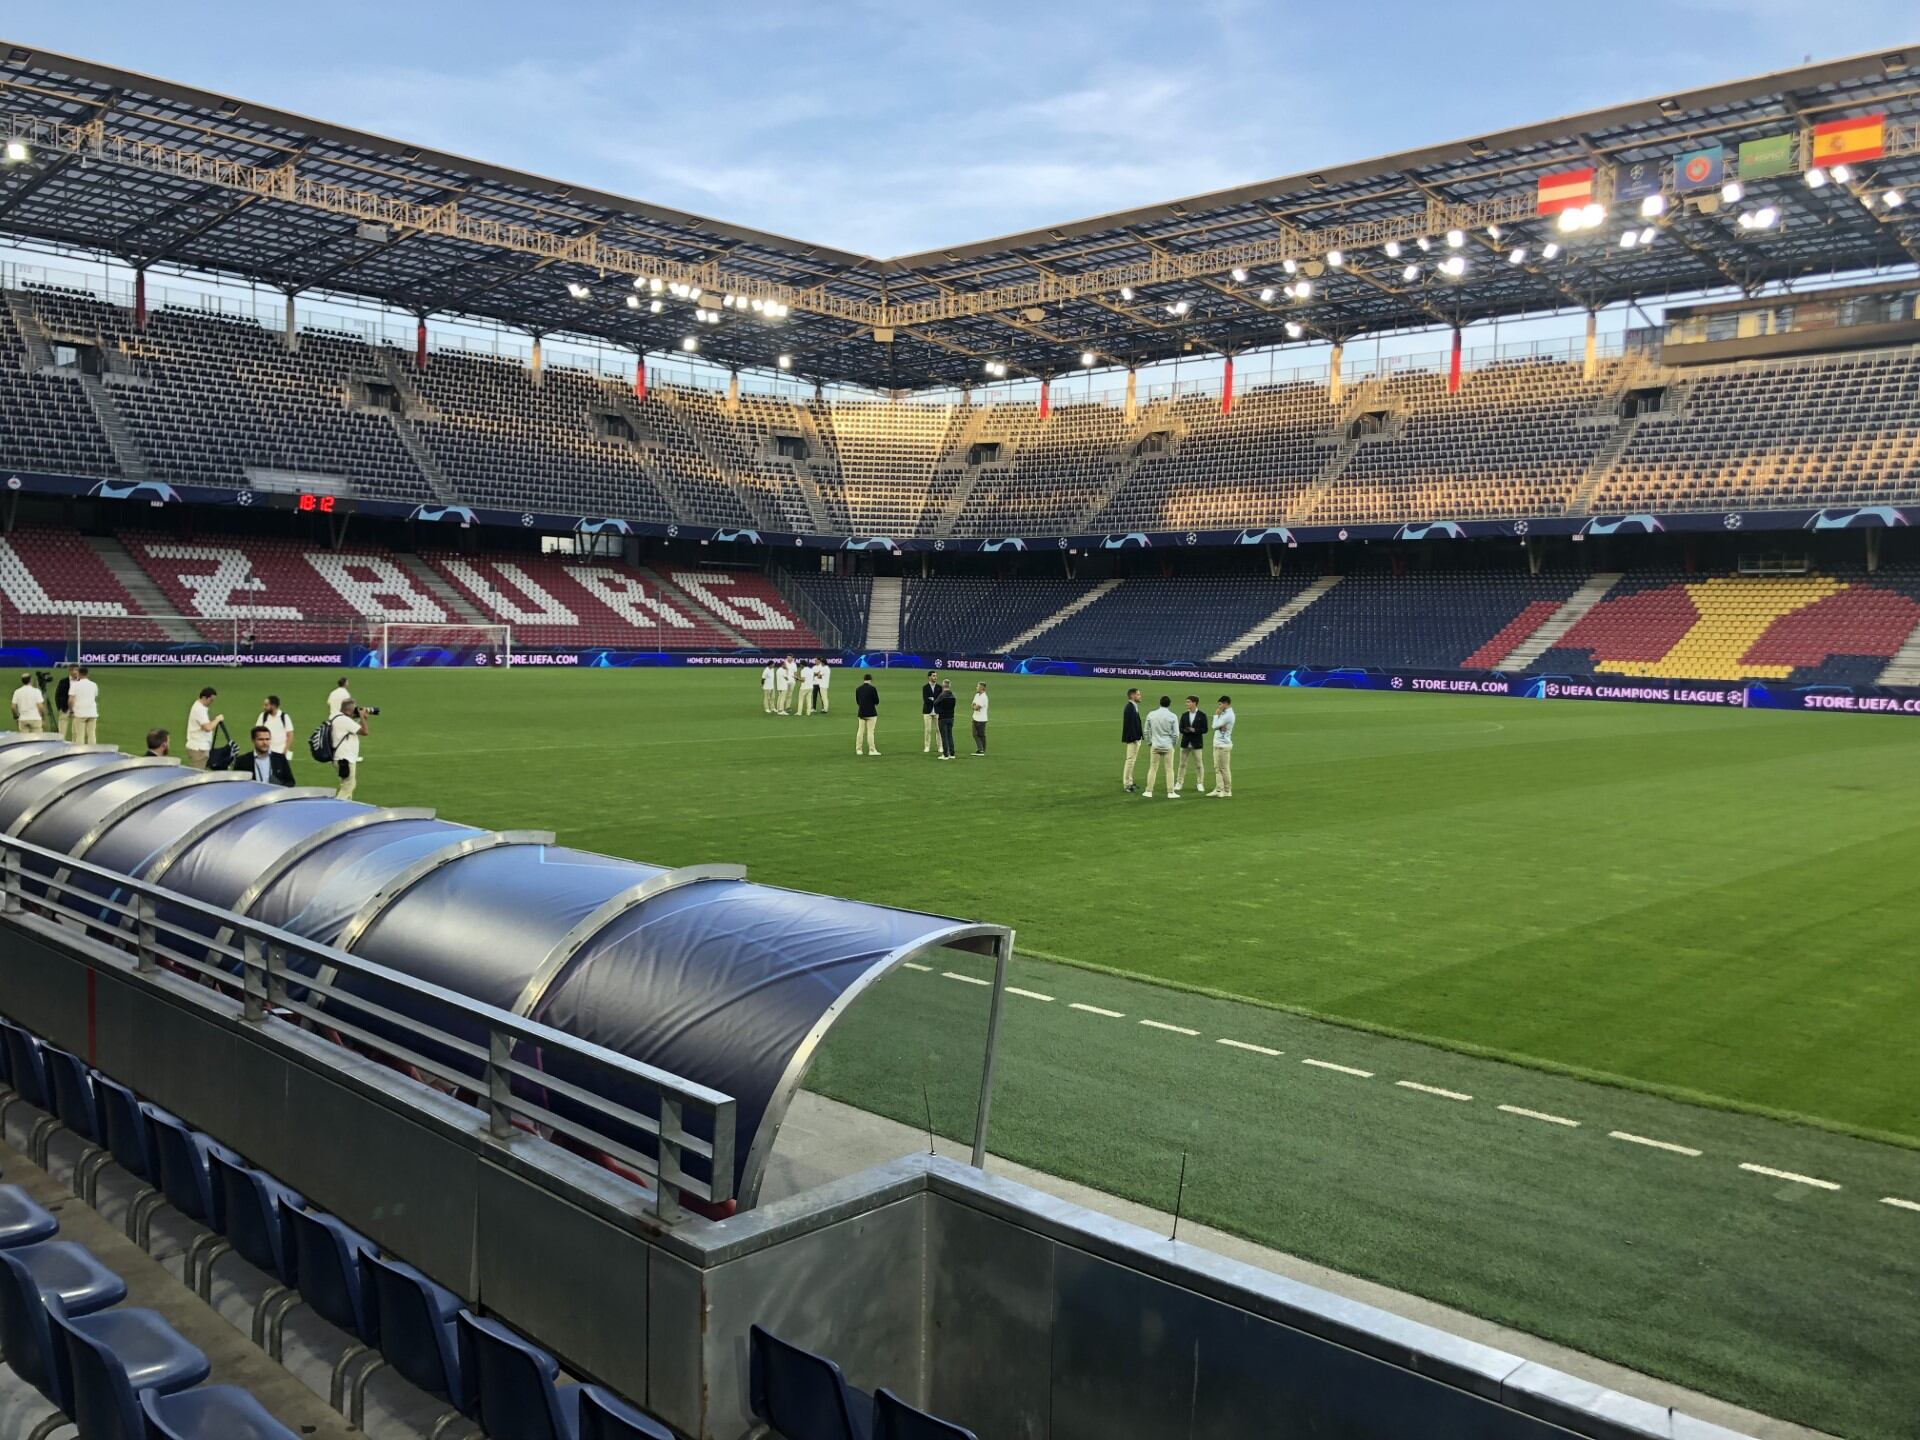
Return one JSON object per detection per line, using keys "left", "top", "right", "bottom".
{"left": 782, "top": 571, "right": 873, "bottom": 649}
{"left": 421, "top": 551, "right": 736, "bottom": 649}
{"left": 0, "top": 527, "right": 169, "bottom": 644}
{"left": 0, "top": 300, "right": 121, "bottom": 477}
{"left": 1238, "top": 568, "right": 1586, "bottom": 670}
{"left": 1533, "top": 566, "right": 1920, "bottom": 683}
{"left": 1035, "top": 574, "right": 1318, "bottom": 661}
{"left": 898, "top": 576, "right": 1096, "bottom": 654}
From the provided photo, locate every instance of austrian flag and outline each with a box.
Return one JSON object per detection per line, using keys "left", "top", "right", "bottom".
{"left": 1536, "top": 167, "right": 1596, "bottom": 215}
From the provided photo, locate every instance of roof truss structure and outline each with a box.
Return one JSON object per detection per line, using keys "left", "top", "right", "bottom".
{"left": 2, "top": 42, "right": 1918, "bottom": 390}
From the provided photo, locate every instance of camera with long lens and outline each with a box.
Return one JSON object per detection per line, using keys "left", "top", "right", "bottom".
{"left": 33, "top": 671, "right": 52, "bottom": 688}
{"left": 357, "top": 704, "right": 381, "bottom": 717}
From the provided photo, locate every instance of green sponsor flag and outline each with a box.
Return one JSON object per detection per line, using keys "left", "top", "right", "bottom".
{"left": 1738, "top": 132, "right": 1796, "bottom": 179}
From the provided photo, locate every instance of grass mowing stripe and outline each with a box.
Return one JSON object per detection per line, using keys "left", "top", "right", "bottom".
{"left": 1499, "top": 1104, "right": 1581, "bottom": 1127}
{"left": 1302, "top": 1058, "right": 1373, "bottom": 1078}
{"left": 1398, "top": 1080, "right": 1472, "bottom": 1102}
{"left": 1609, "top": 1131, "right": 1702, "bottom": 1157}
{"left": 1739, "top": 1163, "right": 1841, "bottom": 1191}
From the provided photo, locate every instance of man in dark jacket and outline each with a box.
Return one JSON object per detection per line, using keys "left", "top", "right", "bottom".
{"left": 854, "top": 674, "right": 882, "bottom": 756}
{"left": 933, "top": 681, "right": 959, "bottom": 759}
{"left": 1120, "top": 687, "right": 1144, "bottom": 792}
{"left": 244, "top": 725, "right": 296, "bottom": 786}
{"left": 55, "top": 665, "right": 77, "bottom": 741}
{"left": 1174, "top": 694, "right": 1209, "bottom": 797}
{"left": 921, "top": 671, "right": 941, "bottom": 754}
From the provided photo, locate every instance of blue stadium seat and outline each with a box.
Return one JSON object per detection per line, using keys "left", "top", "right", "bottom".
{"left": 0, "top": 1185, "right": 60, "bottom": 1248}
{"left": 90, "top": 1077, "right": 169, "bottom": 1244}
{"left": 360, "top": 1249, "right": 468, "bottom": 1415}
{"left": 278, "top": 1202, "right": 374, "bottom": 1338}
{"left": 457, "top": 1308, "right": 586, "bottom": 1440}
{"left": 748, "top": 1324, "right": 875, "bottom": 1440}
{"left": 1, "top": 1019, "right": 48, "bottom": 1108}
{"left": 53, "top": 1301, "right": 209, "bottom": 1440}
{"left": 0, "top": 1243, "right": 159, "bottom": 1405}
{"left": 141, "top": 1385, "right": 302, "bottom": 1440}
{"left": 577, "top": 1383, "right": 675, "bottom": 1440}
{"left": 143, "top": 1109, "right": 238, "bottom": 1228}
{"left": 875, "top": 1388, "right": 978, "bottom": 1440}
{"left": 209, "top": 1153, "right": 301, "bottom": 1284}
{"left": 40, "top": 1046, "right": 100, "bottom": 1143}
{"left": 0, "top": 1241, "right": 128, "bottom": 1315}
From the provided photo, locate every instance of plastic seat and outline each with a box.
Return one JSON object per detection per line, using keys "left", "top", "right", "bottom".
{"left": 53, "top": 1302, "right": 209, "bottom": 1440}
{"left": 457, "top": 1309, "right": 584, "bottom": 1440}
{"left": 577, "top": 1384, "right": 675, "bottom": 1440}
{"left": 208, "top": 1154, "right": 302, "bottom": 1284}
{"left": 0, "top": 1185, "right": 60, "bottom": 1248}
{"left": 141, "top": 1384, "right": 301, "bottom": 1440}
{"left": 874, "top": 1389, "right": 978, "bottom": 1440}
{"left": 360, "top": 1250, "right": 467, "bottom": 1413}
{"left": 278, "top": 1202, "right": 373, "bottom": 1338}
{"left": 40, "top": 1048, "right": 100, "bottom": 1143}
{"left": 2, "top": 1020, "right": 49, "bottom": 1106}
{"left": 748, "top": 1324, "right": 875, "bottom": 1440}
{"left": 142, "top": 1109, "right": 238, "bottom": 1227}
{"left": 0, "top": 1243, "right": 137, "bottom": 1403}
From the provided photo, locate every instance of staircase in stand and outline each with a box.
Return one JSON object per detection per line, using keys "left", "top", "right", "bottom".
{"left": 1069, "top": 399, "right": 1179, "bottom": 531}
{"left": 4, "top": 292, "right": 56, "bottom": 371}
{"left": 1284, "top": 378, "right": 1386, "bottom": 525}
{"left": 864, "top": 576, "right": 902, "bottom": 651}
{"left": 1493, "top": 572, "right": 1622, "bottom": 671}
{"left": 82, "top": 536, "right": 201, "bottom": 642}
{"left": 995, "top": 579, "right": 1123, "bottom": 654}
{"left": 74, "top": 373, "right": 152, "bottom": 480}
{"left": 928, "top": 406, "right": 994, "bottom": 536}
{"left": 378, "top": 352, "right": 456, "bottom": 502}
{"left": 1875, "top": 616, "right": 1920, "bottom": 685}
{"left": 393, "top": 552, "right": 489, "bottom": 624}
{"left": 1211, "top": 575, "right": 1343, "bottom": 660}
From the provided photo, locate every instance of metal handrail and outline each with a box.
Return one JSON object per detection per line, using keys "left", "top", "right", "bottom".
{"left": 0, "top": 831, "right": 736, "bottom": 1219}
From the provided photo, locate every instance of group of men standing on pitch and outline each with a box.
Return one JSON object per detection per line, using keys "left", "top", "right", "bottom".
{"left": 761, "top": 657, "right": 831, "bottom": 716}
{"left": 1121, "top": 689, "right": 1234, "bottom": 798}
{"left": 919, "top": 670, "right": 988, "bottom": 760}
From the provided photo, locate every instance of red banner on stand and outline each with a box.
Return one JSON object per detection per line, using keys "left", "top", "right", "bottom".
{"left": 1221, "top": 356, "right": 1235, "bottom": 414}
{"left": 1448, "top": 328, "right": 1462, "bottom": 393}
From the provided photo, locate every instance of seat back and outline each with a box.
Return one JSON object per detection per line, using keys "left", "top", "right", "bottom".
{"left": 456, "top": 1310, "right": 568, "bottom": 1440}
{"left": 1, "top": 1022, "right": 47, "bottom": 1108}
{"left": 91, "top": 1079, "right": 154, "bottom": 1182}
{"left": 0, "top": 1248, "right": 61, "bottom": 1404}
{"left": 875, "top": 1388, "right": 978, "bottom": 1440}
{"left": 279, "top": 1202, "right": 369, "bottom": 1337}
{"left": 578, "top": 1385, "right": 674, "bottom": 1440}
{"left": 361, "top": 1251, "right": 464, "bottom": 1410}
{"left": 144, "top": 1111, "right": 217, "bottom": 1223}
{"left": 749, "top": 1325, "right": 864, "bottom": 1440}
{"left": 209, "top": 1154, "right": 295, "bottom": 1282}
{"left": 41, "top": 1047, "right": 99, "bottom": 1142}
{"left": 54, "top": 1306, "right": 146, "bottom": 1440}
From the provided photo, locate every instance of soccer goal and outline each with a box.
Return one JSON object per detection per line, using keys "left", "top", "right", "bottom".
{"left": 379, "top": 622, "right": 513, "bottom": 668}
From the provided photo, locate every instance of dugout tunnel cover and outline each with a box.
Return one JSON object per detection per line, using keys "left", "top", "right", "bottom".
{"left": 0, "top": 733, "right": 1012, "bottom": 1207}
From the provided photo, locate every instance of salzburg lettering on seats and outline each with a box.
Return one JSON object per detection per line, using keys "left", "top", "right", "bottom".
{"left": 305, "top": 554, "right": 448, "bottom": 622}
{"left": 567, "top": 567, "right": 694, "bottom": 627}
{"left": 145, "top": 544, "right": 303, "bottom": 620}
{"left": 441, "top": 559, "right": 579, "bottom": 627}
{"left": 669, "top": 572, "right": 795, "bottom": 631}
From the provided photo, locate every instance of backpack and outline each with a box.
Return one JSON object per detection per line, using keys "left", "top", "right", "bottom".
{"left": 309, "top": 717, "right": 336, "bottom": 763}
{"left": 205, "top": 721, "right": 237, "bottom": 772}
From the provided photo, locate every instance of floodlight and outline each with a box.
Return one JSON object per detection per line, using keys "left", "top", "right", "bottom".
{"left": 1755, "top": 205, "right": 1778, "bottom": 227}
{"left": 1401, "top": 263, "right": 1420, "bottom": 282}
{"left": 1556, "top": 209, "right": 1580, "bottom": 233}
{"left": 1508, "top": 247, "right": 1527, "bottom": 264}
{"left": 1284, "top": 321, "right": 1303, "bottom": 338}
{"left": 1640, "top": 194, "right": 1666, "bottom": 218}
{"left": 1293, "top": 280, "right": 1312, "bottom": 299}
{"left": 1886, "top": 189, "right": 1906, "bottom": 207}
{"left": 650, "top": 278, "right": 665, "bottom": 293}
{"left": 1638, "top": 226, "right": 1656, "bottom": 245}
{"left": 1805, "top": 167, "right": 1828, "bottom": 188}
{"left": 1080, "top": 351, "right": 1096, "bottom": 366}
{"left": 1541, "top": 242, "right": 1560, "bottom": 259}
{"left": 626, "top": 294, "right": 641, "bottom": 309}
{"left": 633, "top": 277, "right": 647, "bottom": 289}
{"left": 566, "top": 282, "right": 590, "bottom": 299}
{"left": 1119, "top": 286, "right": 1135, "bottom": 301}
{"left": 1581, "top": 203, "right": 1606, "bottom": 228}
{"left": 689, "top": 288, "right": 702, "bottom": 301}
{"left": 1325, "top": 249, "right": 1344, "bottom": 267}
{"left": 681, "top": 336, "right": 698, "bottom": 352}
{"left": 649, "top": 299, "right": 664, "bottom": 313}
{"left": 1415, "top": 236, "right": 1432, "bottom": 252}
{"left": 1446, "top": 228, "right": 1465, "bottom": 248}
{"left": 2, "top": 139, "right": 29, "bottom": 164}
{"left": 1283, "top": 258, "right": 1299, "bottom": 274}
{"left": 1230, "top": 267, "right": 1248, "bottom": 282}
{"left": 1720, "top": 181, "right": 1743, "bottom": 203}
{"left": 1167, "top": 300, "right": 1191, "bottom": 316}
{"left": 1619, "top": 231, "right": 1637, "bottom": 248}
{"left": 722, "top": 295, "right": 736, "bottom": 308}
{"left": 750, "top": 298, "right": 765, "bottom": 312}
{"left": 1830, "top": 163, "right": 1852, "bottom": 184}
{"left": 1440, "top": 255, "right": 1467, "bottom": 276}
{"left": 1384, "top": 240, "right": 1402, "bottom": 258}
{"left": 1486, "top": 224, "right": 1503, "bottom": 240}
{"left": 778, "top": 354, "right": 793, "bottom": 369}
{"left": 1259, "top": 286, "right": 1276, "bottom": 302}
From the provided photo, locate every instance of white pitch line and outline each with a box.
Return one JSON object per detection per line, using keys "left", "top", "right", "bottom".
{"left": 1882, "top": 1196, "right": 1920, "bottom": 1213}
{"left": 1139, "top": 1019, "right": 1199, "bottom": 1036}
{"left": 1609, "top": 1130, "right": 1701, "bottom": 1157}
{"left": 902, "top": 962, "right": 932, "bottom": 972}
{"left": 1739, "top": 1163, "right": 1840, "bottom": 1191}
{"left": 1006, "top": 987, "right": 1054, "bottom": 1002}
{"left": 1217, "top": 1038, "right": 1283, "bottom": 1057}
{"left": 1498, "top": 1104, "right": 1580, "bottom": 1128}
{"left": 1302, "top": 1058, "right": 1373, "bottom": 1078}
{"left": 1069, "top": 1002, "right": 1125, "bottom": 1018}
{"left": 941, "top": 971, "right": 991, "bottom": 987}
{"left": 1397, "top": 1080, "right": 1472, "bottom": 1102}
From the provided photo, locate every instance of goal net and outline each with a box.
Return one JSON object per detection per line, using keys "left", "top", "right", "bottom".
{"left": 380, "top": 623, "right": 512, "bottom": 669}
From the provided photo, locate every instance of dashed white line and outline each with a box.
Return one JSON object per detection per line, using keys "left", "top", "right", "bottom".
{"left": 1881, "top": 1196, "right": 1920, "bottom": 1213}
{"left": 1069, "top": 1002, "right": 1125, "bottom": 1018}
{"left": 1006, "top": 986, "right": 1054, "bottom": 1002}
{"left": 1217, "top": 1038, "right": 1283, "bottom": 1057}
{"left": 902, "top": 962, "right": 932, "bottom": 972}
{"left": 1302, "top": 1058, "right": 1373, "bottom": 1078}
{"left": 1499, "top": 1104, "right": 1580, "bottom": 1128}
{"left": 1397, "top": 1080, "right": 1472, "bottom": 1102}
{"left": 1609, "top": 1131, "right": 1701, "bottom": 1157}
{"left": 1739, "top": 1163, "right": 1840, "bottom": 1191}
{"left": 942, "top": 971, "right": 991, "bottom": 986}
{"left": 1139, "top": 1019, "right": 1199, "bottom": 1036}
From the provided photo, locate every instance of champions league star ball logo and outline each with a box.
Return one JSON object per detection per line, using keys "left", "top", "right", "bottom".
{"left": 1723, "top": 513, "right": 1743, "bottom": 530}
{"left": 521, "top": 513, "right": 534, "bottom": 527}
{"left": 1512, "top": 519, "right": 1528, "bottom": 535}
{"left": 1391, "top": 676, "right": 1404, "bottom": 688}
{"left": 236, "top": 490, "right": 254, "bottom": 507}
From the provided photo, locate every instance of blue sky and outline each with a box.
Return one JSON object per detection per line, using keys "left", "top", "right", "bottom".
{"left": 7, "top": 1, "right": 1916, "bottom": 257}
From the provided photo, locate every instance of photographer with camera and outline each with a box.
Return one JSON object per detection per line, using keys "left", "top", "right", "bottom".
{"left": 326, "top": 698, "right": 370, "bottom": 799}
{"left": 11, "top": 673, "right": 47, "bottom": 734}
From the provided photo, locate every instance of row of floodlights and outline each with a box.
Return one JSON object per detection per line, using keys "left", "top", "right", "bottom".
{"left": 563, "top": 276, "right": 792, "bottom": 320}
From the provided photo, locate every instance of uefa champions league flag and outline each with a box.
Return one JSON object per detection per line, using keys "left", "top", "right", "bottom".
{"left": 1614, "top": 159, "right": 1660, "bottom": 206}
{"left": 1674, "top": 145, "right": 1724, "bottom": 191}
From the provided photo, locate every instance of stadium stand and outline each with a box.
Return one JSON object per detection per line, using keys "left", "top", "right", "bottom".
{"left": 1532, "top": 566, "right": 1920, "bottom": 684}
{"left": 897, "top": 576, "right": 1097, "bottom": 655}
{"left": 1030, "top": 573, "right": 1320, "bottom": 662}
{"left": 1238, "top": 567, "right": 1588, "bottom": 670}
{"left": 0, "top": 527, "right": 169, "bottom": 644}
{"left": 0, "top": 298, "right": 122, "bottom": 478}
{"left": 421, "top": 552, "right": 739, "bottom": 649}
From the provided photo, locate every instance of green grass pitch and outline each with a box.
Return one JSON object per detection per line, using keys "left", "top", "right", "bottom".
{"left": 45, "top": 664, "right": 1920, "bottom": 1438}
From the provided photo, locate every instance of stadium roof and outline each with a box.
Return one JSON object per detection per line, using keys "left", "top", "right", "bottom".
{"left": 1, "top": 41, "right": 1917, "bottom": 390}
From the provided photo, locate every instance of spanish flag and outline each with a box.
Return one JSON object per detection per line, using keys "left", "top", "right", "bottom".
{"left": 1811, "top": 114, "right": 1885, "bottom": 167}
{"left": 1536, "top": 167, "right": 1595, "bottom": 215}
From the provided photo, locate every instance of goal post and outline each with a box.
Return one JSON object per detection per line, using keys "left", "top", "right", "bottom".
{"left": 379, "top": 622, "right": 513, "bottom": 669}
